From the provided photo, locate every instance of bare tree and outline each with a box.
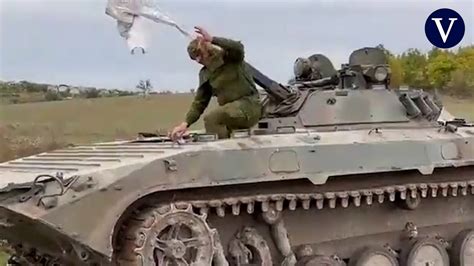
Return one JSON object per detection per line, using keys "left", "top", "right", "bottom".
{"left": 136, "top": 79, "right": 153, "bottom": 97}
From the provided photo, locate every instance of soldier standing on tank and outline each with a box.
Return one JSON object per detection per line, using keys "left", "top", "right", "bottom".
{"left": 170, "top": 26, "right": 262, "bottom": 140}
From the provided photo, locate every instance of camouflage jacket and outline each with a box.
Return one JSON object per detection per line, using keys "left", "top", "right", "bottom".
{"left": 185, "top": 37, "right": 259, "bottom": 126}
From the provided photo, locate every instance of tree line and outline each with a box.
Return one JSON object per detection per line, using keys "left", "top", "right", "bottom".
{"left": 380, "top": 45, "right": 474, "bottom": 96}
{"left": 2, "top": 45, "right": 473, "bottom": 104}
{"left": 0, "top": 81, "right": 137, "bottom": 104}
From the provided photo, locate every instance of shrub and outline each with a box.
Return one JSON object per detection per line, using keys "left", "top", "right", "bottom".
{"left": 44, "top": 91, "right": 61, "bottom": 101}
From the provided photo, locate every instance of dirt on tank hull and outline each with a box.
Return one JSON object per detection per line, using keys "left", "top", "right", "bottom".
{"left": 112, "top": 141, "right": 474, "bottom": 266}
{"left": 0, "top": 47, "right": 473, "bottom": 266}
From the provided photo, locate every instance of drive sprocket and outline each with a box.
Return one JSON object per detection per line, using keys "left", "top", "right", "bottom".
{"left": 115, "top": 202, "right": 215, "bottom": 266}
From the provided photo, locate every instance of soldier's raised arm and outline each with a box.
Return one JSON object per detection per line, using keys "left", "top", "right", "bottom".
{"left": 194, "top": 26, "right": 245, "bottom": 62}
{"left": 211, "top": 37, "right": 244, "bottom": 62}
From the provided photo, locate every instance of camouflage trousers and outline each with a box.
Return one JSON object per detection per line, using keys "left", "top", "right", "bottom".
{"left": 203, "top": 97, "right": 262, "bottom": 139}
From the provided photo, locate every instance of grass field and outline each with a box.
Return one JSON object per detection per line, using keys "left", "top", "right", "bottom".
{"left": 0, "top": 93, "right": 219, "bottom": 163}
{"left": 1, "top": 93, "right": 473, "bottom": 164}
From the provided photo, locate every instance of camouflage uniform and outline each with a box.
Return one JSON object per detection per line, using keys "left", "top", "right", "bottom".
{"left": 185, "top": 37, "right": 262, "bottom": 139}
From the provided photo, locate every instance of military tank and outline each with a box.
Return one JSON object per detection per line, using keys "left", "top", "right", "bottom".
{"left": 0, "top": 47, "right": 473, "bottom": 266}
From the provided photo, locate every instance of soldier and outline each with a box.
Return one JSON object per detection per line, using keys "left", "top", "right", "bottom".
{"left": 170, "top": 26, "right": 262, "bottom": 140}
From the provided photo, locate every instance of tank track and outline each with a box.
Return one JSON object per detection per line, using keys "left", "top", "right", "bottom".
{"left": 7, "top": 178, "right": 474, "bottom": 265}
{"left": 184, "top": 179, "right": 474, "bottom": 216}
{"left": 113, "top": 177, "right": 474, "bottom": 265}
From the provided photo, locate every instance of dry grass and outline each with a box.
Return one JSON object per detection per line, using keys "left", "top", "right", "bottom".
{"left": 1, "top": 94, "right": 206, "bottom": 143}
{"left": 0, "top": 244, "right": 12, "bottom": 265}
{"left": 0, "top": 93, "right": 473, "bottom": 164}
{"left": 440, "top": 95, "right": 474, "bottom": 121}
{"left": 0, "top": 94, "right": 217, "bottom": 163}
{"left": 0, "top": 253, "right": 6, "bottom": 265}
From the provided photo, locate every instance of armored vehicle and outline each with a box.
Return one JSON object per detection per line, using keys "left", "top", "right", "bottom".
{"left": 0, "top": 47, "right": 473, "bottom": 266}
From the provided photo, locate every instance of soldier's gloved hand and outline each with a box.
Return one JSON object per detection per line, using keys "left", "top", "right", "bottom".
{"left": 169, "top": 122, "right": 188, "bottom": 141}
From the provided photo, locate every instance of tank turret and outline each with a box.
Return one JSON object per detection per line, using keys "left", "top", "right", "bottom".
{"left": 340, "top": 47, "right": 392, "bottom": 90}
{"left": 247, "top": 47, "right": 446, "bottom": 133}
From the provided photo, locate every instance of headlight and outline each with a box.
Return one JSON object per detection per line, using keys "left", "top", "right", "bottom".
{"left": 374, "top": 66, "right": 388, "bottom": 81}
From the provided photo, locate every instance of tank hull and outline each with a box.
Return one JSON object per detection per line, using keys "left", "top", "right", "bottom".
{"left": 0, "top": 125, "right": 472, "bottom": 265}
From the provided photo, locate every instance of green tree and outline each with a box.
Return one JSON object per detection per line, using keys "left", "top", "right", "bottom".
{"left": 448, "top": 45, "right": 474, "bottom": 96}
{"left": 18, "top": 80, "right": 48, "bottom": 93}
{"left": 84, "top": 88, "right": 100, "bottom": 98}
{"left": 400, "top": 48, "right": 429, "bottom": 89}
{"left": 427, "top": 47, "right": 443, "bottom": 61}
{"left": 426, "top": 50, "right": 457, "bottom": 90}
{"left": 388, "top": 56, "right": 403, "bottom": 89}
{"left": 455, "top": 46, "right": 474, "bottom": 70}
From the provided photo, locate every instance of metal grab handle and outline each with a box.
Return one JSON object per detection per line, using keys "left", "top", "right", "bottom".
{"left": 33, "top": 174, "right": 65, "bottom": 196}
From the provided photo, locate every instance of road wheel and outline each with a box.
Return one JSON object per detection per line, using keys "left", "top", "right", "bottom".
{"left": 349, "top": 246, "right": 398, "bottom": 266}
{"left": 400, "top": 237, "right": 449, "bottom": 266}
{"left": 450, "top": 229, "right": 474, "bottom": 266}
{"left": 114, "top": 203, "right": 215, "bottom": 266}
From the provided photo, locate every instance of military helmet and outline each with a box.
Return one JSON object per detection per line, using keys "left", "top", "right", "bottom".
{"left": 187, "top": 38, "right": 223, "bottom": 61}
{"left": 187, "top": 38, "right": 201, "bottom": 60}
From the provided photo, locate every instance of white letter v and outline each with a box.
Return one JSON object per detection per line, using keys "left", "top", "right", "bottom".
{"left": 431, "top": 18, "right": 458, "bottom": 43}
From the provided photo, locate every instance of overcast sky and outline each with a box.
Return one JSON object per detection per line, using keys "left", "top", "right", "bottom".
{"left": 0, "top": 0, "right": 472, "bottom": 91}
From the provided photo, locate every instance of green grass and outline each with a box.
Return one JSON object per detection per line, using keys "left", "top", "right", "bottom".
{"left": 0, "top": 252, "right": 7, "bottom": 265}
{"left": 0, "top": 93, "right": 210, "bottom": 144}
{"left": 0, "top": 94, "right": 220, "bottom": 162}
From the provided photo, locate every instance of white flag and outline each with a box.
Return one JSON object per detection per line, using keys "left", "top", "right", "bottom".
{"left": 105, "top": 0, "right": 192, "bottom": 54}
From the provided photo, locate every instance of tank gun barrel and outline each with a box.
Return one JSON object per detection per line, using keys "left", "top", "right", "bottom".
{"left": 293, "top": 76, "right": 339, "bottom": 89}
{"left": 245, "top": 62, "right": 293, "bottom": 102}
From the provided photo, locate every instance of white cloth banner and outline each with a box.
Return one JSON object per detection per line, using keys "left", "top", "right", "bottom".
{"left": 105, "top": 0, "right": 192, "bottom": 53}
